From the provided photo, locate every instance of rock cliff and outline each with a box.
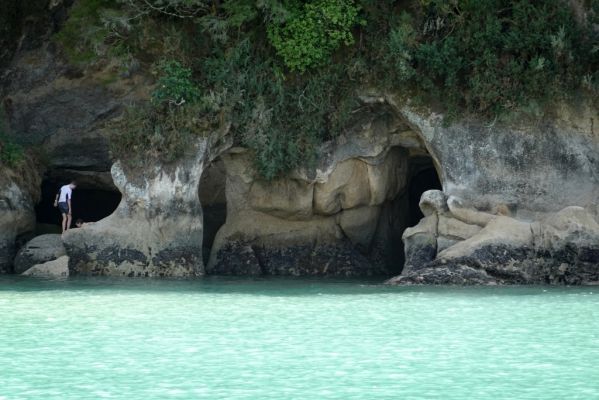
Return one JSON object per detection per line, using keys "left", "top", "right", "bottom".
{"left": 1, "top": 2, "right": 597, "bottom": 282}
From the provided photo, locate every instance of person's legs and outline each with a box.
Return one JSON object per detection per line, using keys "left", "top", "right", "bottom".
{"left": 61, "top": 213, "right": 67, "bottom": 233}
{"left": 58, "top": 202, "right": 70, "bottom": 233}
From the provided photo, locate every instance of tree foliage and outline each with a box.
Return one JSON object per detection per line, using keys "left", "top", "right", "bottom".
{"left": 55, "top": 0, "right": 599, "bottom": 177}
{"left": 388, "top": 0, "right": 598, "bottom": 117}
{"left": 267, "top": 0, "right": 363, "bottom": 71}
{"left": 152, "top": 60, "right": 201, "bottom": 105}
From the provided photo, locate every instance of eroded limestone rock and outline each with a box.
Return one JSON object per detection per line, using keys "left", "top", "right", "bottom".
{"left": 13, "top": 234, "right": 66, "bottom": 274}
{"left": 0, "top": 177, "right": 36, "bottom": 273}
{"left": 391, "top": 198, "right": 599, "bottom": 285}
{"left": 390, "top": 97, "right": 599, "bottom": 214}
{"left": 208, "top": 131, "right": 412, "bottom": 277}
{"left": 401, "top": 214, "right": 438, "bottom": 276}
{"left": 63, "top": 132, "right": 230, "bottom": 277}
{"left": 419, "top": 190, "right": 448, "bottom": 217}
{"left": 22, "top": 255, "right": 69, "bottom": 278}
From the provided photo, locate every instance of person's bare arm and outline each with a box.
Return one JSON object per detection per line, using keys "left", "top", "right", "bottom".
{"left": 54, "top": 193, "right": 59, "bottom": 207}
{"left": 67, "top": 198, "right": 72, "bottom": 215}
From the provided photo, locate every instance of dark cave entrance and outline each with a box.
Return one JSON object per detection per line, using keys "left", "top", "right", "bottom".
{"left": 199, "top": 158, "right": 227, "bottom": 265}
{"left": 406, "top": 156, "right": 442, "bottom": 227}
{"left": 375, "top": 152, "right": 442, "bottom": 277}
{"left": 36, "top": 178, "right": 121, "bottom": 234}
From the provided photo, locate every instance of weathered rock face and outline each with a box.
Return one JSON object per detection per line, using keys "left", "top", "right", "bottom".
{"left": 2, "top": 45, "right": 147, "bottom": 191}
{"left": 63, "top": 131, "right": 230, "bottom": 277}
{"left": 22, "top": 255, "right": 69, "bottom": 278}
{"left": 13, "top": 233, "right": 65, "bottom": 274}
{"left": 207, "top": 110, "right": 434, "bottom": 277}
{"left": 384, "top": 96, "right": 599, "bottom": 214}
{"left": 388, "top": 190, "right": 599, "bottom": 285}
{"left": 319, "top": 94, "right": 599, "bottom": 285}
{"left": 0, "top": 0, "right": 69, "bottom": 70}
{"left": 0, "top": 176, "right": 36, "bottom": 273}
{"left": 1, "top": 4, "right": 150, "bottom": 194}
{"left": 208, "top": 95, "right": 597, "bottom": 282}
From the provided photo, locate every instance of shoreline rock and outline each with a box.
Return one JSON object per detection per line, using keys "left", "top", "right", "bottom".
{"left": 387, "top": 194, "right": 599, "bottom": 285}
{"left": 22, "top": 255, "right": 69, "bottom": 278}
{"left": 13, "top": 233, "right": 66, "bottom": 274}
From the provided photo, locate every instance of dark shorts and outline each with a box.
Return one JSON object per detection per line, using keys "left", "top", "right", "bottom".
{"left": 58, "top": 202, "right": 69, "bottom": 214}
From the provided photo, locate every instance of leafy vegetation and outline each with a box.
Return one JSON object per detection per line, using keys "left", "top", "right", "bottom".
{"left": 388, "top": 0, "right": 599, "bottom": 118}
{"left": 56, "top": 0, "right": 599, "bottom": 177}
{"left": 109, "top": 102, "right": 212, "bottom": 164}
{"left": 151, "top": 60, "right": 201, "bottom": 105}
{"left": 109, "top": 60, "right": 212, "bottom": 164}
{"left": 267, "top": 0, "right": 363, "bottom": 71}
{"left": 54, "top": 0, "right": 120, "bottom": 64}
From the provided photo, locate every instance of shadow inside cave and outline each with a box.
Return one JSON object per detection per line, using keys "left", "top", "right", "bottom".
{"left": 35, "top": 179, "right": 121, "bottom": 234}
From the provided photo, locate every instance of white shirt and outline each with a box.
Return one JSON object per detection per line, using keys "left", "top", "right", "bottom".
{"left": 58, "top": 185, "right": 72, "bottom": 203}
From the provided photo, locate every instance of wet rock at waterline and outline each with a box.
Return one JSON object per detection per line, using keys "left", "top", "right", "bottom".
{"left": 0, "top": 177, "right": 36, "bottom": 274}
{"left": 22, "top": 255, "right": 69, "bottom": 278}
{"left": 13, "top": 234, "right": 66, "bottom": 274}
{"left": 388, "top": 193, "right": 599, "bottom": 285}
{"left": 2, "top": 85, "right": 598, "bottom": 281}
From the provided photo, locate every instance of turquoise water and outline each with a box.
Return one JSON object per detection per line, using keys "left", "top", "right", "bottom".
{"left": 1, "top": 277, "right": 599, "bottom": 399}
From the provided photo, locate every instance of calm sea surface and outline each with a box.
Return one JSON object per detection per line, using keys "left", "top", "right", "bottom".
{"left": 1, "top": 276, "right": 598, "bottom": 399}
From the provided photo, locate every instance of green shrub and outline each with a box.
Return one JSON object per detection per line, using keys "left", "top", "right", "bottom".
{"left": 109, "top": 56, "right": 214, "bottom": 164}
{"left": 202, "top": 39, "right": 354, "bottom": 179}
{"left": 54, "top": 0, "right": 120, "bottom": 64}
{"left": 387, "top": 0, "right": 596, "bottom": 117}
{"left": 387, "top": 13, "right": 417, "bottom": 82}
{"left": 109, "top": 102, "right": 212, "bottom": 164}
{"left": 152, "top": 60, "right": 201, "bottom": 105}
{"left": 267, "top": 0, "right": 363, "bottom": 72}
{"left": 0, "top": 136, "right": 24, "bottom": 168}
{"left": 67, "top": 0, "right": 598, "bottom": 178}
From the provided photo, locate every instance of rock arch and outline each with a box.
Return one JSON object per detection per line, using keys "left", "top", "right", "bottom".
{"left": 206, "top": 99, "right": 443, "bottom": 277}
{"left": 63, "top": 127, "right": 232, "bottom": 277}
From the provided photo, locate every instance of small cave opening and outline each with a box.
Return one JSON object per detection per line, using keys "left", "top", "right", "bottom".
{"left": 406, "top": 156, "right": 443, "bottom": 227}
{"left": 199, "top": 158, "right": 227, "bottom": 265}
{"left": 35, "top": 177, "right": 121, "bottom": 234}
{"left": 373, "top": 152, "right": 442, "bottom": 277}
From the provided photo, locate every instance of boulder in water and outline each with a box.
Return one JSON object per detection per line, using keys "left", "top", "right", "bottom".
{"left": 22, "top": 255, "right": 69, "bottom": 278}
{"left": 14, "top": 234, "right": 66, "bottom": 274}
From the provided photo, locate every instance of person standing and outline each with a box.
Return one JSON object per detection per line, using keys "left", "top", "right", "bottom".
{"left": 54, "top": 181, "right": 77, "bottom": 233}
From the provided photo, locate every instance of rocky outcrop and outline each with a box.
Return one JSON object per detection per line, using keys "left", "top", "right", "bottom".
{"left": 2, "top": 2, "right": 596, "bottom": 283}
{"left": 63, "top": 129, "right": 230, "bottom": 277}
{"left": 0, "top": 0, "right": 68, "bottom": 70}
{"left": 0, "top": 176, "right": 36, "bottom": 273}
{"left": 388, "top": 190, "right": 599, "bottom": 285}
{"left": 383, "top": 95, "right": 599, "bottom": 214}
{"left": 22, "top": 255, "right": 69, "bottom": 278}
{"left": 207, "top": 95, "right": 598, "bottom": 282}
{"left": 13, "top": 233, "right": 65, "bottom": 274}
{"left": 207, "top": 110, "right": 431, "bottom": 276}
